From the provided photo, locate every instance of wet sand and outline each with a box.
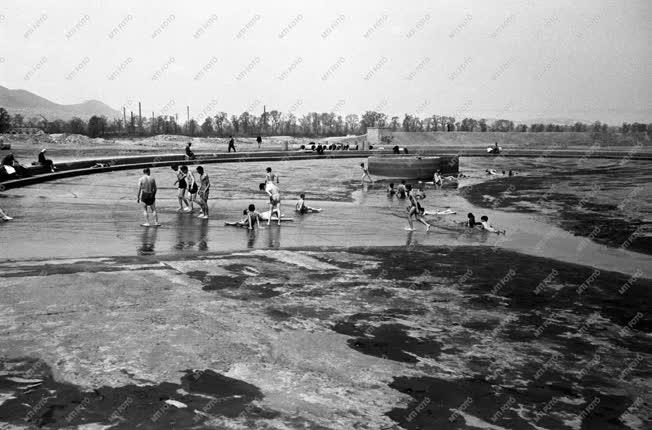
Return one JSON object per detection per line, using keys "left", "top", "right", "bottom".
{"left": 0, "top": 247, "right": 650, "bottom": 429}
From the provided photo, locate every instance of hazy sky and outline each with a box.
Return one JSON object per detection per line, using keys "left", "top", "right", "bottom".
{"left": 1, "top": 0, "right": 651, "bottom": 123}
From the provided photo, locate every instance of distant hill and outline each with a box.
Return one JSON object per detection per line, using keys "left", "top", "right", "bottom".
{"left": 0, "top": 85, "right": 120, "bottom": 120}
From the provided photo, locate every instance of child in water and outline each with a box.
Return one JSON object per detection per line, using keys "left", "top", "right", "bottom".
{"left": 396, "top": 180, "right": 407, "bottom": 199}
{"left": 387, "top": 183, "right": 396, "bottom": 197}
{"left": 295, "top": 193, "right": 317, "bottom": 214}
{"left": 360, "top": 163, "right": 374, "bottom": 185}
{"left": 246, "top": 204, "right": 262, "bottom": 230}
{"left": 479, "top": 215, "right": 506, "bottom": 234}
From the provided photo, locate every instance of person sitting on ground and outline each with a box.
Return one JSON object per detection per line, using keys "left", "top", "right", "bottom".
{"left": 245, "top": 204, "right": 263, "bottom": 230}
{"left": 1, "top": 153, "right": 29, "bottom": 178}
{"left": 393, "top": 145, "right": 400, "bottom": 154}
{"left": 37, "top": 149, "right": 56, "bottom": 172}
{"left": 479, "top": 215, "right": 506, "bottom": 234}
{"left": 0, "top": 207, "right": 13, "bottom": 221}
{"left": 310, "top": 142, "right": 316, "bottom": 151}
{"left": 387, "top": 183, "right": 396, "bottom": 197}
{"left": 185, "top": 142, "right": 196, "bottom": 160}
{"left": 295, "top": 193, "right": 318, "bottom": 214}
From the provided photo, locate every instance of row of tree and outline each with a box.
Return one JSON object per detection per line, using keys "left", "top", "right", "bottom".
{"left": 1, "top": 107, "right": 650, "bottom": 138}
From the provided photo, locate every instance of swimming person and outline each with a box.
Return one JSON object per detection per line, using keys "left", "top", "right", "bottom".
{"left": 360, "top": 162, "right": 373, "bottom": 185}
{"left": 172, "top": 165, "right": 191, "bottom": 212}
{"left": 0, "top": 207, "right": 13, "bottom": 221}
{"left": 479, "top": 215, "right": 506, "bottom": 234}
{"left": 259, "top": 182, "right": 281, "bottom": 225}
{"left": 405, "top": 184, "right": 431, "bottom": 232}
{"left": 137, "top": 168, "right": 160, "bottom": 227}
{"left": 387, "top": 183, "right": 396, "bottom": 197}
{"left": 265, "top": 167, "right": 279, "bottom": 184}
{"left": 396, "top": 180, "right": 407, "bottom": 199}
{"left": 467, "top": 213, "right": 478, "bottom": 228}
{"left": 195, "top": 166, "right": 210, "bottom": 219}
{"left": 182, "top": 165, "right": 198, "bottom": 212}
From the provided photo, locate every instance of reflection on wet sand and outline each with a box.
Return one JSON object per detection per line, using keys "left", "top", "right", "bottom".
{"left": 198, "top": 220, "right": 208, "bottom": 251}
{"left": 138, "top": 227, "right": 158, "bottom": 255}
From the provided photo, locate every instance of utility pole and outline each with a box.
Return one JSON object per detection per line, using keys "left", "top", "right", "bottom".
{"left": 123, "top": 107, "right": 127, "bottom": 136}
{"left": 138, "top": 102, "right": 142, "bottom": 135}
{"left": 130, "top": 111, "right": 134, "bottom": 136}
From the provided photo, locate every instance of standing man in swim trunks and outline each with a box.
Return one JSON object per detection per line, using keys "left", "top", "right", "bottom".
{"left": 228, "top": 136, "right": 236, "bottom": 152}
{"left": 259, "top": 182, "right": 281, "bottom": 226}
{"left": 195, "top": 166, "right": 211, "bottom": 219}
{"left": 137, "top": 168, "right": 160, "bottom": 227}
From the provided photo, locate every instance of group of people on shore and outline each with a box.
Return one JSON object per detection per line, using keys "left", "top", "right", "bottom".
{"left": 136, "top": 164, "right": 211, "bottom": 227}
{"left": 0, "top": 149, "right": 55, "bottom": 180}
{"left": 136, "top": 163, "right": 319, "bottom": 230}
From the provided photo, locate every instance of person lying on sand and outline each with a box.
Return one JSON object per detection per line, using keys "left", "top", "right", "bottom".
{"left": 479, "top": 215, "right": 506, "bottom": 234}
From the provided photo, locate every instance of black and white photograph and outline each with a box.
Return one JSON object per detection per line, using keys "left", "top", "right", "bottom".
{"left": 0, "top": 0, "right": 651, "bottom": 428}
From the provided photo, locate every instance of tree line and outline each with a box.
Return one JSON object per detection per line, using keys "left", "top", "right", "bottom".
{"left": 0, "top": 107, "right": 650, "bottom": 139}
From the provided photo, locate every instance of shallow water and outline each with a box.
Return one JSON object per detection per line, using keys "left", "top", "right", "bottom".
{"left": 461, "top": 157, "right": 652, "bottom": 254}
{"left": 1, "top": 157, "right": 650, "bottom": 277}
